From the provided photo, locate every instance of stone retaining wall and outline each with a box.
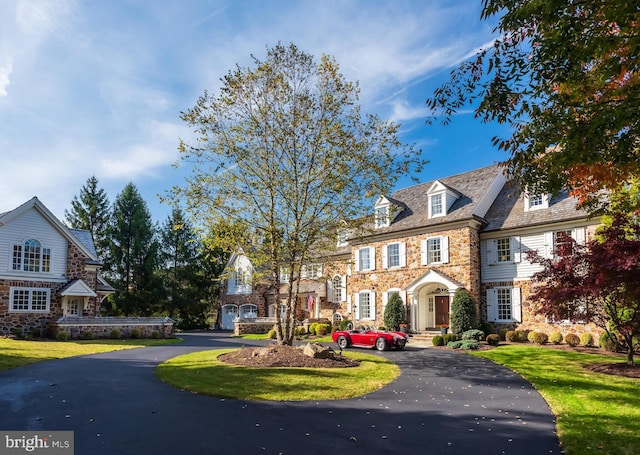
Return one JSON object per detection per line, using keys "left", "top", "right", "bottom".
{"left": 234, "top": 319, "right": 276, "bottom": 336}
{"left": 50, "top": 317, "right": 174, "bottom": 339}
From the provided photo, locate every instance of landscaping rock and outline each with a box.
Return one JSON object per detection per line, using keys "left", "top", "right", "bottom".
{"left": 302, "top": 342, "right": 335, "bottom": 359}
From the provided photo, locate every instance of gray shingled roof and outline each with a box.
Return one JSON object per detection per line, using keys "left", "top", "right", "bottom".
{"left": 483, "top": 183, "right": 590, "bottom": 232}
{"left": 376, "top": 164, "right": 503, "bottom": 234}
{"left": 68, "top": 228, "right": 99, "bottom": 260}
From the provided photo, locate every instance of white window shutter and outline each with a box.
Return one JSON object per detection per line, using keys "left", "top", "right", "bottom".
{"left": 544, "top": 232, "right": 554, "bottom": 258}
{"left": 441, "top": 236, "right": 450, "bottom": 263}
{"left": 382, "top": 291, "right": 388, "bottom": 316}
{"left": 420, "top": 239, "right": 428, "bottom": 265}
{"left": 371, "top": 291, "right": 376, "bottom": 319}
{"left": 512, "top": 287, "right": 522, "bottom": 322}
{"left": 400, "top": 290, "right": 407, "bottom": 304}
{"left": 573, "top": 227, "right": 586, "bottom": 245}
{"left": 511, "top": 236, "right": 522, "bottom": 263}
{"left": 354, "top": 293, "right": 360, "bottom": 319}
{"left": 382, "top": 245, "right": 388, "bottom": 269}
{"left": 370, "top": 247, "right": 376, "bottom": 271}
{"left": 399, "top": 242, "right": 406, "bottom": 267}
{"left": 487, "top": 239, "right": 497, "bottom": 265}
{"left": 327, "top": 278, "right": 335, "bottom": 303}
{"left": 341, "top": 275, "right": 347, "bottom": 300}
{"left": 347, "top": 294, "right": 352, "bottom": 313}
{"left": 347, "top": 263, "right": 352, "bottom": 276}
{"left": 486, "top": 289, "right": 497, "bottom": 322}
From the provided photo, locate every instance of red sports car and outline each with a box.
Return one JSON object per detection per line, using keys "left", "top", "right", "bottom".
{"left": 332, "top": 325, "right": 408, "bottom": 351}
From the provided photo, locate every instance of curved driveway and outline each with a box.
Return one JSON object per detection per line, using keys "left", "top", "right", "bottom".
{"left": 0, "top": 333, "right": 561, "bottom": 454}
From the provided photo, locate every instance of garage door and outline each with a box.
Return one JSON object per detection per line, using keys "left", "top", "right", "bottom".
{"left": 221, "top": 304, "right": 238, "bottom": 330}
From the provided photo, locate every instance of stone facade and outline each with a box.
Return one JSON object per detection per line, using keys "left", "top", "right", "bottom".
{"left": 50, "top": 317, "right": 174, "bottom": 339}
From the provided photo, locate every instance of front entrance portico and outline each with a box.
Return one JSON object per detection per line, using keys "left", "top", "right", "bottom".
{"left": 406, "top": 269, "right": 460, "bottom": 331}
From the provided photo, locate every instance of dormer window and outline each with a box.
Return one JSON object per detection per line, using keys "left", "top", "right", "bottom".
{"left": 337, "top": 230, "right": 348, "bottom": 247}
{"left": 524, "top": 193, "right": 550, "bottom": 211}
{"left": 375, "top": 205, "right": 389, "bottom": 228}
{"left": 429, "top": 193, "right": 443, "bottom": 217}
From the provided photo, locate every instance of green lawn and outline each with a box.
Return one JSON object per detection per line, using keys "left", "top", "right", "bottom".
{"left": 0, "top": 338, "right": 182, "bottom": 372}
{"left": 156, "top": 348, "right": 399, "bottom": 401}
{"left": 472, "top": 345, "right": 639, "bottom": 455}
{"left": 234, "top": 333, "right": 334, "bottom": 343}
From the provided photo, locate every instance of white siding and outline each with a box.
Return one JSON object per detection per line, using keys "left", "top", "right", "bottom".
{"left": 481, "top": 233, "right": 546, "bottom": 282}
{"left": 0, "top": 207, "right": 68, "bottom": 280}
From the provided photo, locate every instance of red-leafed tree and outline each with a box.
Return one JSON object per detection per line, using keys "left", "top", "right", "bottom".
{"left": 528, "top": 214, "right": 640, "bottom": 365}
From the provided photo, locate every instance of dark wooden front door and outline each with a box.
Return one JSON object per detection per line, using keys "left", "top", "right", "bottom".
{"left": 435, "top": 296, "right": 450, "bottom": 326}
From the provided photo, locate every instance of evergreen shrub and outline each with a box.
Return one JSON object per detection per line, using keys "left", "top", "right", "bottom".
{"left": 580, "top": 332, "right": 593, "bottom": 347}
{"left": 565, "top": 333, "right": 580, "bottom": 346}
{"left": 486, "top": 334, "right": 500, "bottom": 345}
{"left": 549, "top": 332, "right": 563, "bottom": 344}
{"left": 449, "top": 289, "right": 477, "bottom": 335}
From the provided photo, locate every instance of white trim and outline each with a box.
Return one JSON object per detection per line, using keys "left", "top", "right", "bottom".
{"left": 9, "top": 287, "right": 51, "bottom": 313}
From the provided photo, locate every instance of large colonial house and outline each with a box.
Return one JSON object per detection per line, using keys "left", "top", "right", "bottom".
{"left": 219, "top": 164, "right": 602, "bottom": 338}
{"left": 0, "top": 197, "right": 114, "bottom": 336}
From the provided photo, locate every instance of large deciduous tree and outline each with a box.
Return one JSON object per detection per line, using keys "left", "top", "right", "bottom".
{"left": 528, "top": 214, "right": 640, "bottom": 365}
{"left": 65, "top": 176, "right": 111, "bottom": 259}
{"left": 426, "top": 1, "right": 640, "bottom": 210}
{"left": 171, "top": 43, "right": 424, "bottom": 345}
{"left": 105, "top": 183, "right": 161, "bottom": 316}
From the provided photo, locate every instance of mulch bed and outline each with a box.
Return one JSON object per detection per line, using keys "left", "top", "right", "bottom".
{"left": 218, "top": 345, "right": 360, "bottom": 368}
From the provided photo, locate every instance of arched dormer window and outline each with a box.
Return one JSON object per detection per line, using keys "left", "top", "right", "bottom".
{"left": 12, "top": 239, "right": 51, "bottom": 273}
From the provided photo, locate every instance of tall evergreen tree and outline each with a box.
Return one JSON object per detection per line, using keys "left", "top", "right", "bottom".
{"left": 105, "top": 183, "right": 161, "bottom": 316}
{"left": 65, "top": 176, "right": 111, "bottom": 259}
{"left": 158, "top": 208, "right": 206, "bottom": 328}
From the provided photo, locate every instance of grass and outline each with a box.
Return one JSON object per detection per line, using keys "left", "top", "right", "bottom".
{"left": 234, "top": 333, "right": 334, "bottom": 343}
{"left": 156, "top": 348, "right": 399, "bottom": 401}
{"left": 472, "top": 345, "right": 640, "bottom": 455}
{"left": 0, "top": 337, "right": 182, "bottom": 372}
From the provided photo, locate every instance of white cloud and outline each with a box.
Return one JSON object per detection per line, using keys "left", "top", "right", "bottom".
{"left": 0, "top": 63, "right": 11, "bottom": 96}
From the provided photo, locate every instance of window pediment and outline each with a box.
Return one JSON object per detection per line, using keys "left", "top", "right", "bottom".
{"left": 426, "top": 181, "right": 459, "bottom": 218}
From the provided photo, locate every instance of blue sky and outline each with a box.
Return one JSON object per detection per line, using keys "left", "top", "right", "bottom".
{"left": 0, "top": 0, "right": 511, "bottom": 222}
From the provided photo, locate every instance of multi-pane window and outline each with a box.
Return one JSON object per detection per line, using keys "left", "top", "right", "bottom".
{"left": 529, "top": 194, "right": 543, "bottom": 208}
{"left": 359, "top": 292, "right": 372, "bottom": 320}
{"left": 497, "top": 288, "right": 512, "bottom": 320}
{"left": 302, "top": 264, "right": 322, "bottom": 279}
{"left": 12, "top": 239, "right": 51, "bottom": 273}
{"left": 332, "top": 275, "right": 343, "bottom": 302}
{"left": 375, "top": 206, "right": 389, "bottom": 228}
{"left": 387, "top": 243, "right": 400, "bottom": 268}
{"left": 359, "top": 248, "right": 371, "bottom": 271}
{"left": 67, "top": 298, "right": 80, "bottom": 316}
{"left": 496, "top": 238, "right": 511, "bottom": 262}
{"left": 10, "top": 288, "right": 50, "bottom": 312}
{"left": 554, "top": 230, "right": 573, "bottom": 257}
{"left": 427, "top": 238, "right": 441, "bottom": 263}
{"left": 430, "top": 193, "right": 443, "bottom": 216}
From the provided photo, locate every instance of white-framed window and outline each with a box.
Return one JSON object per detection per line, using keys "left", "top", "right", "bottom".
{"left": 487, "top": 236, "right": 521, "bottom": 264}
{"left": 240, "top": 304, "right": 258, "bottom": 319}
{"left": 10, "top": 287, "right": 50, "bottom": 312}
{"left": 430, "top": 193, "right": 443, "bottom": 217}
{"left": 332, "top": 313, "right": 343, "bottom": 325}
{"left": 229, "top": 266, "right": 252, "bottom": 294}
{"left": 375, "top": 205, "right": 390, "bottom": 228}
{"left": 66, "top": 298, "right": 80, "bottom": 316}
{"left": 337, "top": 230, "right": 348, "bottom": 247}
{"left": 280, "top": 267, "right": 290, "bottom": 283}
{"left": 382, "top": 242, "right": 406, "bottom": 269}
{"left": 356, "top": 247, "right": 375, "bottom": 272}
{"left": 496, "top": 238, "right": 511, "bottom": 262}
{"left": 421, "top": 237, "right": 449, "bottom": 265}
{"left": 356, "top": 290, "right": 375, "bottom": 321}
{"left": 524, "top": 193, "right": 550, "bottom": 211}
{"left": 486, "top": 287, "right": 521, "bottom": 322}
{"left": 302, "top": 263, "right": 322, "bottom": 279}
{"left": 12, "top": 239, "right": 51, "bottom": 273}
{"left": 329, "top": 275, "right": 345, "bottom": 303}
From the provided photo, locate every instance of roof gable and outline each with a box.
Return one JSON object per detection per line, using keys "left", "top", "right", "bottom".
{"left": 59, "top": 279, "right": 97, "bottom": 297}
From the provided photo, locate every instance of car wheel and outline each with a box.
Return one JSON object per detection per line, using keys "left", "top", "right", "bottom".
{"left": 375, "top": 337, "right": 388, "bottom": 351}
{"left": 337, "top": 335, "right": 349, "bottom": 349}
{"left": 396, "top": 339, "right": 406, "bottom": 350}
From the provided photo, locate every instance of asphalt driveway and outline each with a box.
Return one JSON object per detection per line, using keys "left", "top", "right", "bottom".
{"left": 0, "top": 332, "right": 561, "bottom": 454}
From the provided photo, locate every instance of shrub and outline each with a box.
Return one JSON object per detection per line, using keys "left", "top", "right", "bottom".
{"left": 549, "top": 332, "right": 563, "bottom": 345}
{"left": 339, "top": 319, "right": 351, "bottom": 331}
{"left": 443, "top": 333, "right": 457, "bottom": 344}
{"left": 599, "top": 332, "right": 618, "bottom": 351}
{"left": 565, "top": 333, "right": 580, "bottom": 347}
{"left": 527, "top": 331, "right": 537, "bottom": 343}
{"left": 267, "top": 329, "right": 277, "bottom": 339}
{"left": 580, "top": 332, "right": 593, "bottom": 347}
{"left": 316, "top": 324, "right": 330, "bottom": 336}
{"left": 447, "top": 340, "right": 464, "bottom": 349}
{"left": 130, "top": 328, "right": 141, "bottom": 339}
{"left": 151, "top": 330, "right": 160, "bottom": 339}
{"left": 516, "top": 330, "right": 528, "bottom": 342}
{"left": 533, "top": 332, "right": 549, "bottom": 344}
{"left": 56, "top": 331, "right": 69, "bottom": 341}
{"left": 486, "top": 334, "right": 500, "bottom": 345}
{"left": 432, "top": 335, "right": 445, "bottom": 346}
{"left": 308, "top": 323, "right": 318, "bottom": 335}
{"left": 478, "top": 322, "right": 494, "bottom": 336}
{"left": 499, "top": 328, "right": 509, "bottom": 341}
{"left": 81, "top": 331, "right": 94, "bottom": 340}
{"left": 505, "top": 330, "right": 518, "bottom": 342}
{"left": 11, "top": 328, "right": 24, "bottom": 339}
{"left": 383, "top": 293, "right": 405, "bottom": 331}
{"left": 460, "top": 340, "right": 479, "bottom": 350}
{"left": 295, "top": 326, "right": 306, "bottom": 336}
{"left": 461, "top": 329, "right": 485, "bottom": 341}
{"left": 450, "top": 289, "right": 477, "bottom": 335}
{"left": 110, "top": 329, "right": 121, "bottom": 340}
